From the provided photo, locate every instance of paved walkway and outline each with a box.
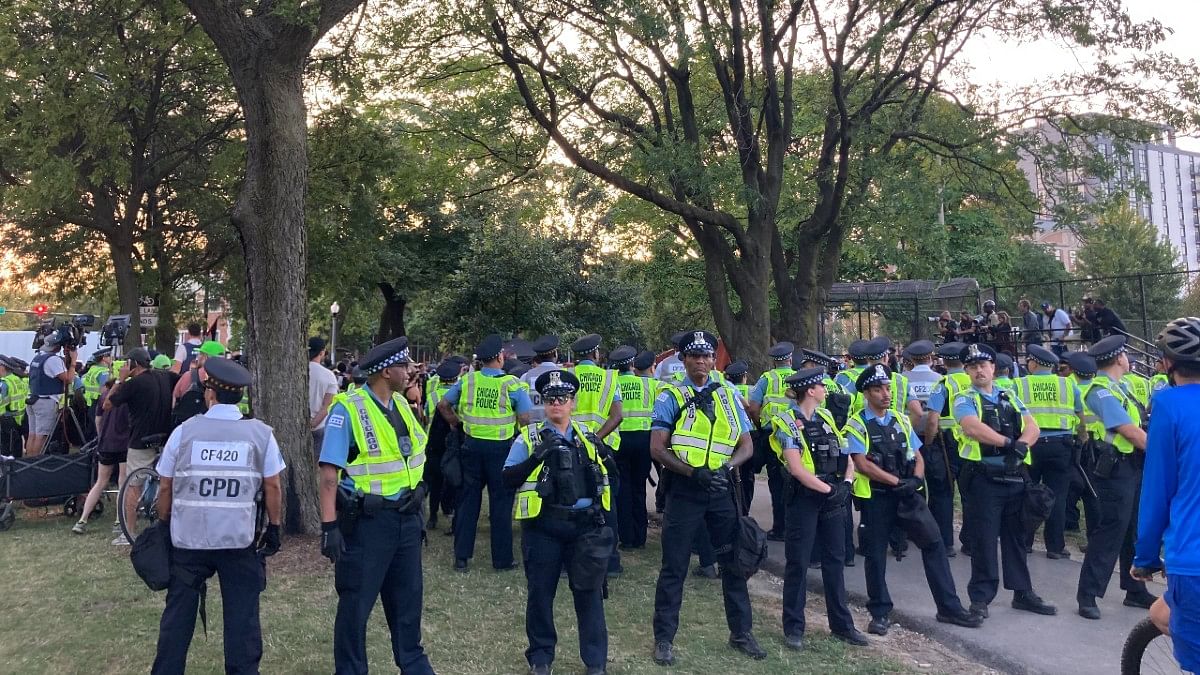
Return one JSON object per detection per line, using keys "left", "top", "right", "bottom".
{"left": 743, "top": 484, "right": 1163, "bottom": 675}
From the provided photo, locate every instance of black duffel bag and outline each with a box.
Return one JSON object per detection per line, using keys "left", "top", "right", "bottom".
{"left": 130, "top": 520, "right": 173, "bottom": 591}
{"left": 726, "top": 469, "right": 768, "bottom": 579}
{"left": 441, "top": 429, "right": 464, "bottom": 489}
{"left": 1022, "top": 482, "right": 1056, "bottom": 536}
{"left": 569, "top": 525, "right": 615, "bottom": 592}
{"left": 896, "top": 492, "right": 942, "bottom": 550}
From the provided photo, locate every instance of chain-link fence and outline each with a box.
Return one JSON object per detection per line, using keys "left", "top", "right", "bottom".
{"left": 818, "top": 278, "right": 981, "bottom": 355}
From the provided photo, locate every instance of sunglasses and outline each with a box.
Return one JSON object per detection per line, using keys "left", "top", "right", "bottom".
{"left": 544, "top": 395, "right": 574, "bottom": 406}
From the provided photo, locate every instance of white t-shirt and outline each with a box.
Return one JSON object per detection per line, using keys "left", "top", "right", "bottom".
{"left": 309, "top": 361, "right": 340, "bottom": 428}
{"left": 174, "top": 338, "right": 203, "bottom": 363}
{"left": 654, "top": 354, "right": 684, "bottom": 381}
{"left": 157, "top": 404, "right": 286, "bottom": 478}
{"left": 1048, "top": 309, "right": 1072, "bottom": 343}
{"left": 42, "top": 352, "right": 66, "bottom": 380}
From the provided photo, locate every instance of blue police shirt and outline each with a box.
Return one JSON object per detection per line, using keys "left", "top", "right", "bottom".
{"left": 749, "top": 367, "right": 791, "bottom": 404}
{"left": 319, "top": 388, "right": 413, "bottom": 500}
{"left": 442, "top": 367, "right": 534, "bottom": 414}
{"left": 504, "top": 423, "right": 592, "bottom": 508}
{"left": 953, "top": 386, "right": 1029, "bottom": 465}
{"left": 651, "top": 373, "right": 752, "bottom": 433}
{"left": 846, "top": 407, "right": 916, "bottom": 455}
{"left": 1085, "top": 375, "right": 1133, "bottom": 431}
{"left": 97, "top": 371, "right": 110, "bottom": 388}
{"left": 775, "top": 404, "right": 853, "bottom": 455}
{"left": 834, "top": 370, "right": 858, "bottom": 395}
{"left": 575, "top": 360, "right": 621, "bottom": 401}
{"left": 926, "top": 367, "right": 966, "bottom": 414}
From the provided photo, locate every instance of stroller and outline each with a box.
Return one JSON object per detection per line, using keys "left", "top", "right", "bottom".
{"left": 0, "top": 438, "right": 101, "bottom": 531}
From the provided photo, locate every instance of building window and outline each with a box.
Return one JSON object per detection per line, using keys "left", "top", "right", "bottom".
{"left": 1068, "top": 250, "right": 1078, "bottom": 268}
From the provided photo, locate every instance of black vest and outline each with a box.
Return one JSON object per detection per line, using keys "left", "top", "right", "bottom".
{"left": 979, "top": 391, "right": 1022, "bottom": 457}
{"left": 864, "top": 418, "right": 914, "bottom": 481}
{"left": 29, "top": 352, "right": 64, "bottom": 397}
{"left": 536, "top": 433, "right": 598, "bottom": 509}
{"left": 800, "top": 414, "right": 842, "bottom": 478}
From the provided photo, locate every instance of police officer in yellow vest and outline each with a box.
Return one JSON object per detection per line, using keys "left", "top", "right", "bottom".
{"left": 502, "top": 369, "right": 614, "bottom": 675}
{"left": 923, "top": 342, "right": 969, "bottom": 554}
{"left": 423, "top": 359, "right": 462, "bottom": 533}
{"left": 953, "top": 343, "right": 1057, "bottom": 619}
{"left": 746, "top": 341, "right": 796, "bottom": 541}
{"left": 846, "top": 365, "right": 981, "bottom": 635}
{"left": 569, "top": 334, "right": 623, "bottom": 575}
{"left": 1017, "top": 344, "right": 1083, "bottom": 560}
{"left": 651, "top": 330, "right": 764, "bottom": 666}
{"left": 1076, "top": 335, "right": 1157, "bottom": 620}
{"left": 610, "top": 346, "right": 654, "bottom": 549}
{"left": 0, "top": 356, "right": 26, "bottom": 458}
{"left": 318, "top": 337, "right": 436, "bottom": 675}
{"left": 438, "top": 334, "right": 533, "bottom": 572}
{"left": 834, "top": 339, "right": 871, "bottom": 394}
{"left": 1121, "top": 366, "right": 1151, "bottom": 422}
{"left": 82, "top": 348, "right": 113, "bottom": 411}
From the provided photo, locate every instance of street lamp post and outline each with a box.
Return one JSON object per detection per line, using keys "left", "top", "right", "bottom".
{"left": 330, "top": 301, "right": 340, "bottom": 365}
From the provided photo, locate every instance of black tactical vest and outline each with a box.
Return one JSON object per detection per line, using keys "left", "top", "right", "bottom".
{"left": 979, "top": 391, "right": 1022, "bottom": 457}
{"left": 865, "top": 418, "right": 914, "bottom": 479}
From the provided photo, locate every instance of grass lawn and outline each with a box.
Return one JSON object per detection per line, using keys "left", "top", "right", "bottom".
{"left": 0, "top": 504, "right": 908, "bottom": 674}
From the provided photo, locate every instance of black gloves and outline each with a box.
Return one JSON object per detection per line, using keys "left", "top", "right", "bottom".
{"left": 708, "top": 466, "right": 731, "bottom": 493}
{"left": 533, "top": 440, "right": 555, "bottom": 462}
{"left": 589, "top": 434, "right": 615, "bottom": 461}
{"left": 257, "top": 523, "right": 281, "bottom": 557}
{"left": 893, "top": 477, "right": 922, "bottom": 497}
{"left": 320, "top": 521, "right": 344, "bottom": 563}
{"left": 1011, "top": 440, "right": 1029, "bottom": 459}
{"left": 692, "top": 467, "right": 714, "bottom": 489}
{"left": 826, "top": 480, "right": 852, "bottom": 506}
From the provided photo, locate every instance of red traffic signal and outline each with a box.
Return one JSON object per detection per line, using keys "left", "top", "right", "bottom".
{"left": 31, "top": 303, "right": 50, "bottom": 317}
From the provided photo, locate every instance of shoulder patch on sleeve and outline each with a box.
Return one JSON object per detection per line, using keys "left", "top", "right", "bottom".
{"left": 326, "top": 414, "right": 345, "bottom": 429}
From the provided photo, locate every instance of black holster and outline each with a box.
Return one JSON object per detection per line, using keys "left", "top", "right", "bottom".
{"left": 335, "top": 488, "right": 361, "bottom": 537}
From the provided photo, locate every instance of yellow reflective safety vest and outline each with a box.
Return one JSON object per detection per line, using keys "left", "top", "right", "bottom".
{"left": 664, "top": 381, "right": 742, "bottom": 470}
{"left": 954, "top": 388, "right": 1030, "bottom": 464}
{"left": 1082, "top": 375, "right": 1142, "bottom": 455}
{"left": 994, "top": 376, "right": 1016, "bottom": 394}
{"left": 768, "top": 406, "right": 844, "bottom": 477}
{"left": 571, "top": 364, "right": 619, "bottom": 449}
{"left": 843, "top": 409, "right": 917, "bottom": 498}
{"left": 111, "top": 360, "right": 126, "bottom": 381}
{"left": 335, "top": 389, "right": 428, "bottom": 496}
{"left": 617, "top": 372, "right": 654, "bottom": 433}
{"left": 513, "top": 421, "right": 611, "bottom": 520}
{"left": 849, "top": 372, "right": 911, "bottom": 417}
{"left": 236, "top": 392, "right": 250, "bottom": 417}
{"left": 1150, "top": 373, "right": 1169, "bottom": 394}
{"left": 935, "top": 371, "right": 971, "bottom": 430}
{"left": 1015, "top": 372, "right": 1078, "bottom": 433}
{"left": 757, "top": 367, "right": 795, "bottom": 429}
{"left": 82, "top": 365, "right": 108, "bottom": 406}
{"left": 457, "top": 371, "right": 520, "bottom": 441}
{"left": 424, "top": 381, "right": 453, "bottom": 431}
{"left": 4, "top": 374, "right": 28, "bottom": 420}
{"left": 1122, "top": 372, "right": 1151, "bottom": 412}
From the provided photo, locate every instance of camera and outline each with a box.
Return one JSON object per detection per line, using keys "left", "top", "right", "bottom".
{"left": 100, "top": 315, "right": 131, "bottom": 347}
{"left": 30, "top": 320, "right": 86, "bottom": 350}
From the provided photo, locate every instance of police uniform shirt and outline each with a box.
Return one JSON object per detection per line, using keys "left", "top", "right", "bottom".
{"left": 157, "top": 404, "right": 286, "bottom": 480}
{"left": 775, "top": 404, "right": 859, "bottom": 457}
{"left": 845, "top": 407, "right": 921, "bottom": 455}
{"left": 926, "top": 366, "right": 966, "bottom": 414}
{"left": 654, "top": 354, "right": 685, "bottom": 380}
{"left": 573, "top": 359, "right": 623, "bottom": 403}
{"left": 833, "top": 369, "right": 858, "bottom": 395}
{"left": 441, "top": 366, "right": 534, "bottom": 414}
{"left": 952, "top": 387, "right": 1030, "bottom": 465}
{"left": 904, "top": 364, "right": 942, "bottom": 404}
{"left": 504, "top": 424, "right": 592, "bottom": 509}
{"left": 650, "top": 373, "right": 753, "bottom": 434}
{"left": 1084, "top": 376, "right": 1134, "bottom": 432}
{"left": 320, "top": 387, "right": 419, "bottom": 499}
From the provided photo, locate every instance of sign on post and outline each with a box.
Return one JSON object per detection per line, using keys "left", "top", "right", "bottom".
{"left": 138, "top": 295, "right": 159, "bottom": 329}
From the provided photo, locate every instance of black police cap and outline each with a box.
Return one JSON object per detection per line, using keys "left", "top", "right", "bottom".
{"left": 847, "top": 339, "right": 871, "bottom": 360}
{"left": 799, "top": 348, "right": 837, "bottom": 369}
{"left": 995, "top": 352, "right": 1014, "bottom": 372}
{"left": 961, "top": 343, "right": 996, "bottom": 365}
{"left": 1027, "top": 344, "right": 1059, "bottom": 368}
{"left": 785, "top": 367, "right": 826, "bottom": 389}
{"left": 634, "top": 350, "right": 656, "bottom": 371}
{"left": 361, "top": 337, "right": 412, "bottom": 375}
{"left": 1088, "top": 335, "right": 1127, "bottom": 362}
{"left": 531, "top": 335, "right": 560, "bottom": 355}
{"left": 903, "top": 340, "right": 934, "bottom": 359}
{"left": 677, "top": 330, "right": 718, "bottom": 355}
{"left": 724, "top": 360, "right": 749, "bottom": 379}
{"left": 475, "top": 334, "right": 504, "bottom": 361}
{"left": 508, "top": 363, "right": 531, "bottom": 378}
{"left": 91, "top": 347, "right": 113, "bottom": 361}
{"left": 768, "top": 341, "right": 795, "bottom": 361}
{"left": 1064, "top": 351, "right": 1098, "bottom": 377}
{"left": 856, "top": 364, "right": 892, "bottom": 392}
{"left": 863, "top": 337, "right": 890, "bottom": 360}
{"left": 608, "top": 345, "right": 637, "bottom": 366}
{"left": 203, "top": 357, "right": 252, "bottom": 391}
{"left": 937, "top": 342, "right": 966, "bottom": 361}
{"left": 534, "top": 368, "right": 580, "bottom": 397}
{"left": 435, "top": 360, "right": 462, "bottom": 380}
{"left": 571, "top": 333, "right": 603, "bottom": 354}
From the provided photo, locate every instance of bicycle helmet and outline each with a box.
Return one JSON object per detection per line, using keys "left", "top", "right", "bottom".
{"left": 1156, "top": 316, "right": 1200, "bottom": 363}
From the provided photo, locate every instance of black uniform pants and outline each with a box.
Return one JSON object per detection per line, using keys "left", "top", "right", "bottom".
{"left": 0, "top": 415, "right": 24, "bottom": 458}
{"left": 923, "top": 431, "right": 957, "bottom": 549}
{"left": 1028, "top": 436, "right": 1073, "bottom": 554}
{"left": 521, "top": 517, "right": 608, "bottom": 669}
{"left": 454, "top": 436, "right": 515, "bottom": 567}
{"left": 152, "top": 547, "right": 264, "bottom": 675}
{"left": 615, "top": 431, "right": 651, "bottom": 548}
{"left": 962, "top": 467, "right": 1032, "bottom": 604}
{"left": 653, "top": 477, "right": 752, "bottom": 643}
{"left": 334, "top": 509, "right": 432, "bottom": 675}
{"left": 1077, "top": 459, "right": 1147, "bottom": 601}
{"left": 424, "top": 430, "right": 455, "bottom": 520}
{"left": 784, "top": 490, "right": 853, "bottom": 636}
{"left": 753, "top": 430, "right": 786, "bottom": 533}
{"left": 862, "top": 490, "right": 964, "bottom": 619}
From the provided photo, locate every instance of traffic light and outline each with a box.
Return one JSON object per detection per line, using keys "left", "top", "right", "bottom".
{"left": 31, "top": 303, "right": 49, "bottom": 318}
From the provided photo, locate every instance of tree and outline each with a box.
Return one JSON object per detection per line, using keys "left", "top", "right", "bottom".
{"left": 182, "top": 0, "right": 368, "bottom": 533}
{"left": 1076, "top": 202, "right": 1183, "bottom": 337}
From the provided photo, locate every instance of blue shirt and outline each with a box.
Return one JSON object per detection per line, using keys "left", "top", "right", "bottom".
{"left": 651, "top": 373, "right": 752, "bottom": 434}
{"left": 442, "top": 367, "right": 534, "bottom": 413}
{"left": 319, "top": 388, "right": 413, "bottom": 499}
{"left": 97, "top": 371, "right": 110, "bottom": 388}
{"left": 749, "top": 367, "right": 790, "bottom": 404}
{"left": 505, "top": 423, "right": 592, "bottom": 508}
{"left": 1085, "top": 375, "right": 1133, "bottom": 431}
{"left": 775, "top": 404, "right": 851, "bottom": 455}
{"left": 926, "top": 367, "right": 965, "bottom": 414}
{"left": 1135, "top": 384, "right": 1200, "bottom": 575}
{"left": 846, "top": 407, "right": 914, "bottom": 455}
{"left": 575, "top": 360, "right": 621, "bottom": 401}
{"left": 834, "top": 370, "right": 860, "bottom": 395}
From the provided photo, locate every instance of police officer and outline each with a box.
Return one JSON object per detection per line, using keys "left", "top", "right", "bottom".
{"left": 521, "top": 335, "right": 561, "bottom": 424}
{"left": 1121, "top": 363, "right": 1151, "bottom": 420}
{"left": 848, "top": 338, "right": 920, "bottom": 423}
{"left": 994, "top": 353, "right": 1016, "bottom": 392}
{"left": 1, "top": 357, "right": 28, "bottom": 458}
{"left": 650, "top": 330, "right": 763, "bottom": 666}
{"left": 770, "top": 367, "right": 868, "bottom": 650}
{"left": 953, "top": 343, "right": 1056, "bottom": 619}
{"left": 151, "top": 357, "right": 284, "bottom": 674}
{"left": 503, "top": 369, "right": 613, "bottom": 675}
{"left": 924, "top": 342, "right": 968, "bottom": 554}
{"left": 1061, "top": 351, "right": 1101, "bottom": 538}
{"left": 746, "top": 341, "right": 796, "bottom": 540}
{"left": 846, "top": 365, "right": 981, "bottom": 635}
{"left": 1076, "top": 335, "right": 1157, "bottom": 619}
{"left": 424, "top": 359, "right": 463, "bottom": 532}
{"left": 1017, "top": 345, "right": 1082, "bottom": 559}
{"left": 796, "top": 348, "right": 856, "bottom": 565}
{"left": 570, "top": 334, "right": 623, "bottom": 575}
{"left": 611, "top": 346, "right": 654, "bottom": 549}
{"left": 902, "top": 340, "right": 941, "bottom": 405}
{"left": 438, "top": 334, "right": 533, "bottom": 572}
{"left": 834, "top": 339, "right": 871, "bottom": 394}
{"left": 319, "top": 337, "right": 436, "bottom": 675}
{"left": 654, "top": 331, "right": 689, "bottom": 382}
{"left": 81, "top": 348, "right": 112, "bottom": 416}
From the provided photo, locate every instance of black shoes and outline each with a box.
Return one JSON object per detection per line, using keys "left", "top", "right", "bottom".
{"left": 1078, "top": 604, "right": 1101, "bottom": 620}
{"left": 1046, "top": 550, "right": 1071, "bottom": 560}
{"left": 495, "top": 562, "right": 520, "bottom": 571}
{"left": 946, "top": 547, "right": 957, "bottom": 558}
{"left": 937, "top": 608, "right": 984, "bottom": 628}
{"left": 969, "top": 602, "right": 989, "bottom": 619}
{"left": 867, "top": 616, "right": 891, "bottom": 636}
{"left": 767, "top": 530, "right": 785, "bottom": 542}
{"left": 844, "top": 558, "right": 856, "bottom": 567}
{"left": 653, "top": 641, "right": 675, "bottom": 666}
{"left": 1012, "top": 591, "right": 1057, "bottom": 615}
{"left": 833, "top": 628, "right": 870, "bottom": 646}
{"left": 529, "top": 664, "right": 551, "bottom": 675}
{"left": 693, "top": 564, "right": 719, "bottom": 579}
{"left": 1124, "top": 592, "right": 1158, "bottom": 609}
{"left": 454, "top": 558, "right": 468, "bottom": 572}
{"left": 784, "top": 632, "right": 805, "bottom": 651}
{"left": 729, "top": 632, "right": 767, "bottom": 659}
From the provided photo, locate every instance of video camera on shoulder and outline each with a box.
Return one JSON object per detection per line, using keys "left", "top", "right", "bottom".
{"left": 100, "top": 315, "right": 131, "bottom": 347}
{"left": 30, "top": 315, "right": 94, "bottom": 350}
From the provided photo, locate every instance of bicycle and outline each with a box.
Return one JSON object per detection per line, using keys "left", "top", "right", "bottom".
{"left": 117, "top": 433, "right": 168, "bottom": 543}
{"left": 1121, "top": 570, "right": 1184, "bottom": 675}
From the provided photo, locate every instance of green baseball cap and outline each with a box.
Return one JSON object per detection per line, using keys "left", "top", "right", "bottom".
{"left": 150, "top": 354, "right": 172, "bottom": 369}
{"left": 198, "top": 341, "right": 227, "bottom": 357}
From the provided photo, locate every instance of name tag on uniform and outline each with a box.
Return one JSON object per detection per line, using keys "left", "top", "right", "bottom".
{"left": 910, "top": 383, "right": 932, "bottom": 399}
{"left": 191, "top": 441, "right": 252, "bottom": 467}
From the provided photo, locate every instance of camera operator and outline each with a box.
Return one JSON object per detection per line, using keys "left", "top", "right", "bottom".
{"left": 25, "top": 327, "right": 76, "bottom": 457}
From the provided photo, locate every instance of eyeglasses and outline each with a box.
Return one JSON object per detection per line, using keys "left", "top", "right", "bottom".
{"left": 544, "top": 395, "right": 574, "bottom": 406}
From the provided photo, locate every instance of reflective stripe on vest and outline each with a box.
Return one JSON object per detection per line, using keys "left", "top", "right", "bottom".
{"left": 338, "top": 390, "right": 428, "bottom": 495}
{"left": 4, "top": 375, "right": 27, "bottom": 416}
{"left": 82, "top": 365, "right": 107, "bottom": 405}
{"left": 618, "top": 373, "right": 654, "bottom": 432}
{"left": 513, "top": 421, "right": 611, "bottom": 520}
{"left": 667, "top": 383, "right": 740, "bottom": 469}
{"left": 768, "top": 406, "right": 842, "bottom": 475}
{"left": 937, "top": 372, "right": 971, "bottom": 429}
{"left": 1150, "top": 373, "right": 1169, "bottom": 393}
{"left": 424, "top": 383, "right": 452, "bottom": 431}
{"left": 458, "top": 371, "right": 518, "bottom": 440}
{"left": 1122, "top": 373, "right": 1151, "bottom": 410}
{"left": 1015, "top": 373, "right": 1077, "bottom": 432}
{"left": 1083, "top": 376, "right": 1141, "bottom": 454}
{"left": 571, "top": 364, "right": 617, "bottom": 430}
{"left": 844, "top": 411, "right": 917, "bottom": 499}
{"left": 759, "top": 368, "right": 795, "bottom": 428}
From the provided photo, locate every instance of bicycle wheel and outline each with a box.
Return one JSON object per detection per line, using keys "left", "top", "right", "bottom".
{"left": 1121, "top": 616, "right": 1184, "bottom": 675}
{"left": 117, "top": 468, "right": 160, "bottom": 542}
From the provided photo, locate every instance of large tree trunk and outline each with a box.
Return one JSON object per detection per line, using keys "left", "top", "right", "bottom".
{"left": 375, "top": 282, "right": 406, "bottom": 344}
{"left": 691, "top": 219, "right": 773, "bottom": 376}
{"left": 777, "top": 230, "right": 844, "bottom": 351}
{"left": 109, "top": 238, "right": 141, "bottom": 322}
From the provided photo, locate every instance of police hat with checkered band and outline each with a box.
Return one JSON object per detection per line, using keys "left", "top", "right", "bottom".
{"left": 864, "top": 337, "right": 891, "bottom": 361}
{"left": 768, "top": 341, "right": 794, "bottom": 362}
{"left": 608, "top": 345, "right": 637, "bottom": 367}
{"left": 203, "top": 357, "right": 252, "bottom": 391}
{"left": 534, "top": 369, "right": 580, "bottom": 398}
{"left": 361, "top": 337, "right": 413, "bottom": 375}
{"left": 786, "top": 367, "right": 827, "bottom": 390}
{"left": 938, "top": 342, "right": 966, "bottom": 362}
{"left": 1027, "top": 344, "right": 1059, "bottom": 368}
{"left": 1088, "top": 335, "right": 1127, "bottom": 363}
{"left": 677, "top": 330, "right": 718, "bottom": 355}
{"left": 1064, "top": 351, "right": 1098, "bottom": 377}
{"left": 961, "top": 343, "right": 997, "bottom": 365}
{"left": 798, "top": 348, "right": 838, "bottom": 369}
{"left": 855, "top": 364, "right": 892, "bottom": 391}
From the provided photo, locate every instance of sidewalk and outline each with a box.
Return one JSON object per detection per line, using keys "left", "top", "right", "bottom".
{"left": 745, "top": 486, "right": 1161, "bottom": 675}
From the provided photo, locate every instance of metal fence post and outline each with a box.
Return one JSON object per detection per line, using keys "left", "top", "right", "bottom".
{"left": 1139, "top": 274, "right": 1149, "bottom": 340}
{"left": 1059, "top": 280, "right": 1066, "bottom": 311}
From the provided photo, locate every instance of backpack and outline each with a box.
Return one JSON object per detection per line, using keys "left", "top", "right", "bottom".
{"left": 724, "top": 470, "right": 768, "bottom": 579}
{"left": 172, "top": 370, "right": 205, "bottom": 427}
{"left": 178, "top": 342, "right": 199, "bottom": 374}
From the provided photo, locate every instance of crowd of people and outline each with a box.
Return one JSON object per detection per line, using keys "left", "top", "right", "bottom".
{"left": 936, "top": 297, "right": 1128, "bottom": 359}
